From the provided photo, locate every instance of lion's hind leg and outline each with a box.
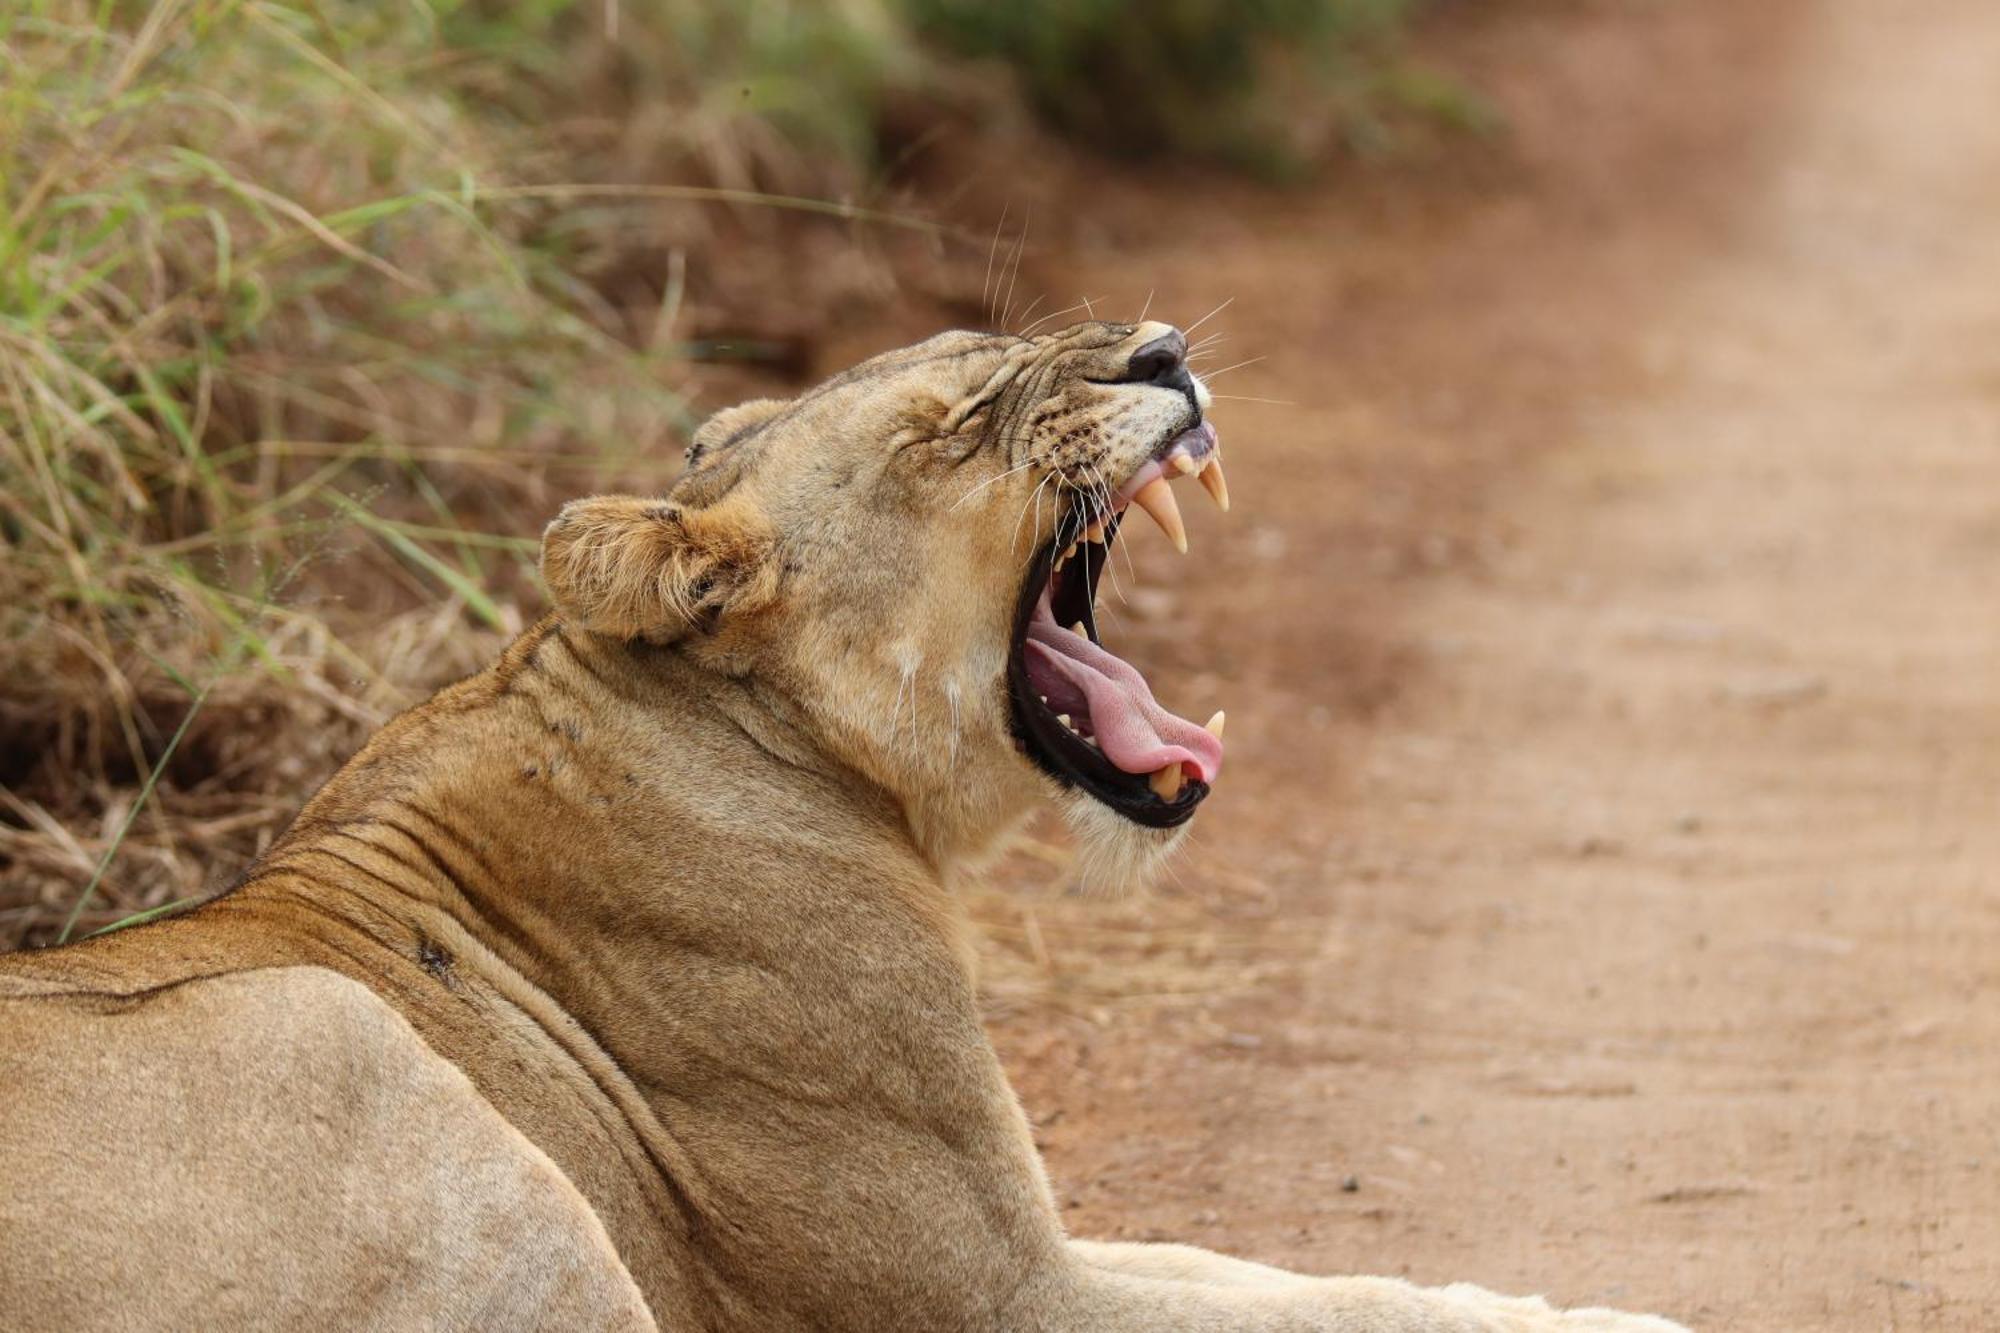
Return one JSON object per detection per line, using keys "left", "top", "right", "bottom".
{"left": 0, "top": 965, "right": 654, "bottom": 1331}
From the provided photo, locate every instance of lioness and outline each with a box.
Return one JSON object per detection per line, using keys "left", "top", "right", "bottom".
{"left": 0, "top": 323, "right": 1683, "bottom": 1331}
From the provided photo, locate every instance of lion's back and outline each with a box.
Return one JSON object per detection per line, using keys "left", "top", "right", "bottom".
{"left": 0, "top": 964, "right": 655, "bottom": 1331}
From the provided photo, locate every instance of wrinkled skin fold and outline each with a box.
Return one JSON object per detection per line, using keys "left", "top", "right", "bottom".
{"left": 0, "top": 323, "right": 1684, "bottom": 1332}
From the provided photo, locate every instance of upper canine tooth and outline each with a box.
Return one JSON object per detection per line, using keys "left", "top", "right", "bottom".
{"left": 1132, "top": 477, "right": 1188, "bottom": 554}
{"left": 1198, "top": 457, "right": 1230, "bottom": 512}
{"left": 1168, "top": 452, "right": 1197, "bottom": 477}
{"left": 1149, "top": 763, "right": 1186, "bottom": 801}
{"left": 1204, "top": 710, "right": 1226, "bottom": 739}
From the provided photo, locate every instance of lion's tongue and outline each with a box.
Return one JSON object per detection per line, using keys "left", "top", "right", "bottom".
{"left": 1023, "top": 600, "right": 1223, "bottom": 784}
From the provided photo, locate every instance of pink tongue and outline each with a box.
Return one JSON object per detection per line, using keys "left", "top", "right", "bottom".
{"left": 1022, "top": 598, "right": 1224, "bottom": 783}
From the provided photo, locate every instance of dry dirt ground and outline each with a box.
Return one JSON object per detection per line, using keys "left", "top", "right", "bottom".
{"left": 886, "top": 2, "right": 2000, "bottom": 1329}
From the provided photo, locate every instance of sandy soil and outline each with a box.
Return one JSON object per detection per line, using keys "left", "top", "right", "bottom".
{"left": 934, "top": 2, "right": 2000, "bottom": 1328}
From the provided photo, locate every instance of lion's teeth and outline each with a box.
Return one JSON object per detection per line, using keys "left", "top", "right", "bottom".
{"left": 1204, "top": 710, "right": 1226, "bottom": 739}
{"left": 1149, "top": 763, "right": 1186, "bottom": 801}
{"left": 1198, "top": 457, "right": 1230, "bottom": 512}
{"left": 1131, "top": 477, "right": 1188, "bottom": 554}
{"left": 1063, "top": 540, "right": 1078, "bottom": 562}
{"left": 1084, "top": 519, "right": 1106, "bottom": 543}
{"left": 1057, "top": 713, "right": 1072, "bottom": 728}
{"left": 1168, "top": 451, "right": 1197, "bottom": 477}
{"left": 1069, "top": 621, "right": 1087, "bottom": 637}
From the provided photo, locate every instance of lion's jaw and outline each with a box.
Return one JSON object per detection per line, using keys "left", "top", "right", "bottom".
{"left": 541, "top": 320, "right": 1232, "bottom": 886}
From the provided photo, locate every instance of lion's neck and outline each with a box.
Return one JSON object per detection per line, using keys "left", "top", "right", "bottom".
{"left": 232, "top": 619, "right": 1062, "bottom": 1305}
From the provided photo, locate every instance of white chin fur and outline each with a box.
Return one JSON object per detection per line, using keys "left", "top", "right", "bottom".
{"left": 1055, "top": 784, "right": 1191, "bottom": 896}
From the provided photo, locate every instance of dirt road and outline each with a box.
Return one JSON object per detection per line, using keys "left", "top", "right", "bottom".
{"left": 966, "top": 2, "right": 2000, "bottom": 1328}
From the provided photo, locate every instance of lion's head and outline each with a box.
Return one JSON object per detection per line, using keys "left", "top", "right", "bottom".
{"left": 541, "top": 320, "right": 1230, "bottom": 886}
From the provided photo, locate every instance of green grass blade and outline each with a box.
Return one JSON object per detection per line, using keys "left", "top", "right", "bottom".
{"left": 57, "top": 683, "right": 212, "bottom": 944}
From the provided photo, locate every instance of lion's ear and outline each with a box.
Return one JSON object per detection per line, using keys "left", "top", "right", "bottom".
{"left": 541, "top": 494, "right": 775, "bottom": 640}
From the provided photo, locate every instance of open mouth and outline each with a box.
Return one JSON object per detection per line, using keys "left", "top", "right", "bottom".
{"left": 1006, "top": 422, "right": 1230, "bottom": 827}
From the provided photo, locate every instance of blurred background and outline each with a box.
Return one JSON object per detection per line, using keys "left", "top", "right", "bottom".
{"left": 4, "top": 1, "right": 1997, "bottom": 1328}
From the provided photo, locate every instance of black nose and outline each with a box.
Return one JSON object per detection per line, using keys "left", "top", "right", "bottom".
{"left": 1125, "top": 332, "right": 1188, "bottom": 386}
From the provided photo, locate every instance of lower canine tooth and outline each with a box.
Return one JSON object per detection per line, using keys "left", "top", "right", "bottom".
{"left": 1149, "top": 763, "right": 1186, "bottom": 801}
{"left": 1204, "top": 710, "right": 1226, "bottom": 739}
{"left": 1084, "top": 519, "right": 1106, "bottom": 543}
{"left": 1069, "top": 621, "right": 1087, "bottom": 636}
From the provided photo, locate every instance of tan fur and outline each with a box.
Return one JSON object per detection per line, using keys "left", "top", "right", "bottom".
{"left": 0, "top": 323, "right": 1683, "bottom": 1331}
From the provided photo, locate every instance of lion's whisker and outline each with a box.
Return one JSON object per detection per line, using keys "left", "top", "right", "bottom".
{"left": 1018, "top": 298, "right": 1096, "bottom": 339}
{"left": 1031, "top": 472, "right": 1056, "bottom": 553}
{"left": 981, "top": 202, "right": 1011, "bottom": 324}
{"left": 1084, "top": 463, "right": 1137, "bottom": 609}
{"left": 1197, "top": 355, "right": 1264, "bottom": 380}
{"left": 1086, "top": 462, "right": 1136, "bottom": 590}
{"left": 1012, "top": 473, "right": 1055, "bottom": 554}
{"left": 951, "top": 458, "right": 1036, "bottom": 511}
{"left": 999, "top": 212, "right": 1032, "bottom": 330}
{"left": 1181, "top": 296, "right": 1234, "bottom": 338}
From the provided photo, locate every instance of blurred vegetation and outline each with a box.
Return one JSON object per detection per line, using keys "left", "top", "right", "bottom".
{"left": 904, "top": 0, "right": 1481, "bottom": 172}
{"left": 439, "top": 0, "right": 923, "bottom": 183}
{"left": 0, "top": 0, "right": 1457, "bottom": 942}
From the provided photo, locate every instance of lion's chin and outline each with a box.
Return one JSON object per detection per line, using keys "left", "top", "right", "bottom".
{"left": 1055, "top": 784, "right": 1191, "bottom": 896}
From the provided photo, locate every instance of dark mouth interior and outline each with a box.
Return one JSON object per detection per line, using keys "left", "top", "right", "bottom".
{"left": 1006, "top": 504, "right": 1210, "bottom": 827}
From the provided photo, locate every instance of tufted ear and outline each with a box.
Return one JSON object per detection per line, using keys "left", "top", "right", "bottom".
{"left": 540, "top": 494, "right": 776, "bottom": 640}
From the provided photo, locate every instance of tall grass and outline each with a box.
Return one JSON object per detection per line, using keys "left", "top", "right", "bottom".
{"left": 0, "top": 0, "right": 696, "bottom": 939}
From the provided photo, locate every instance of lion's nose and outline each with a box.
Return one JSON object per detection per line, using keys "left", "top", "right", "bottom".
{"left": 1124, "top": 331, "right": 1188, "bottom": 386}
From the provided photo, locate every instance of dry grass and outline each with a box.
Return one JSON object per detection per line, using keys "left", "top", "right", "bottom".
{"left": 0, "top": 0, "right": 927, "bottom": 945}
{"left": 964, "top": 828, "right": 1305, "bottom": 1027}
